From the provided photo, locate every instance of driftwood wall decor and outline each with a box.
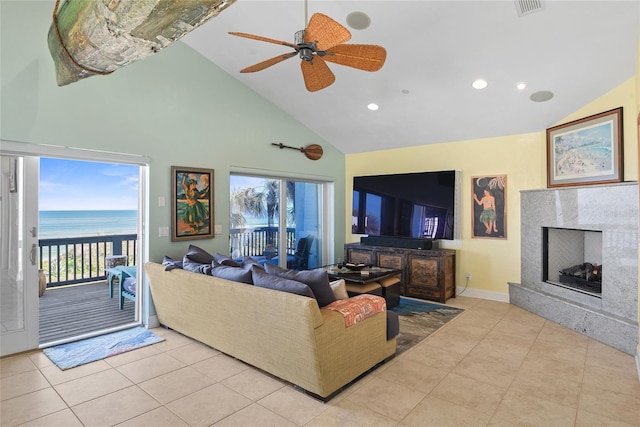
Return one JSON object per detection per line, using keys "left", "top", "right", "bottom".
{"left": 48, "top": 0, "right": 237, "bottom": 86}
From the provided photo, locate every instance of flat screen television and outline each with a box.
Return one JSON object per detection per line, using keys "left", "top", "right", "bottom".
{"left": 352, "top": 170, "right": 460, "bottom": 240}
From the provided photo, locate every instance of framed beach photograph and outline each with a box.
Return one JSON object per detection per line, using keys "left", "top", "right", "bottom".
{"left": 171, "top": 166, "right": 214, "bottom": 242}
{"left": 546, "top": 107, "right": 623, "bottom": 188}
{"left": 471, "top": 175, "right": 506, "bottom": 239}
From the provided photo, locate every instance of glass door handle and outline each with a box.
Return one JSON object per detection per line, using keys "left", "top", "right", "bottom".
{"left": 30, "top": 244, "right": 37, "bottom": 266}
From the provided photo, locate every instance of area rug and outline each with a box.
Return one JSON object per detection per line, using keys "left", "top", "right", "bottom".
{"left": 391, "top": 297, "right": 464, "bottom": 355}
{"left": 43, "top": 327, "right": 164, "bottom": 370}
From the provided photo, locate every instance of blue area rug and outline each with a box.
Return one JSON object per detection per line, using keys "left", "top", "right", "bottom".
{"left": 43, "top": 327, "right": 164, "bottom": 370}
{"left": 391, "top": 297, "right": 464, "bottom": 355}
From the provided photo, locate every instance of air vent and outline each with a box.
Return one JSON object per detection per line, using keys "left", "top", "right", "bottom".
{"left": 514, "top": 0, "right": 545, "bottom": 16}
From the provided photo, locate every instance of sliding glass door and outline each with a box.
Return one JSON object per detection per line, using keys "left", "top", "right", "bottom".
{"left": 230, "top": 174, "right": 323, "bottom": 270}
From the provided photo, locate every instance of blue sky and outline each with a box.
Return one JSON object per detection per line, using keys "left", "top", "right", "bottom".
{"left": 40, "top": 158, "right": 139, "bottom": 210}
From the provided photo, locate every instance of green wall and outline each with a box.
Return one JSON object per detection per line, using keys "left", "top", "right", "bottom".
{"left": 1, "top": 1, "right": 346, "bottom": 264}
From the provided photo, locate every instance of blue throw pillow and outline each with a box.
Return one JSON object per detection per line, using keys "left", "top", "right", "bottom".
{"left": 252, "top": 267, "right": 315, "bottom": 298}
{"left": 214, "top": 253, "right": 241, "bottom": 267}
{"left": 183, "top": 256, "right": 213, "bottom": 275}
{"left": 162, "top": 256, "right": 183, "bottom": 271}
{"left": 211, "top": 265, "right": 253, "bottom": 284}
{"left": 185, "top": 244, "right": 215, "bottom": 264}
{"left": 242, "top": 256, "right": 265, "bottom": 270}
{"left": 264, "top": 264, "right": 335, "bottom": 307}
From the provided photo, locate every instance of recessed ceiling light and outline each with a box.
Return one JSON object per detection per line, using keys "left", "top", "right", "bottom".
{"left": 517, "top": 82, "right": 527, "bottom": 90}
{"left": 367, "top": 103, "right": 379, "bottom": 111}
{"left": 401, "top": 89, "right": 410, "bottom": 94}
{"left": 346, "top": 12, "right": 371, "bottom": 30}
{"left": 530, "top": 90, "right": 554, "bottom": 102}
{"left": 472, "top": 79, "right": 488, "bottom": 89}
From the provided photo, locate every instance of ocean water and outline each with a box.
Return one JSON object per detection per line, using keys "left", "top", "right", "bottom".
{"left": 39, "top": 210, "right": 138, "bottom": 239}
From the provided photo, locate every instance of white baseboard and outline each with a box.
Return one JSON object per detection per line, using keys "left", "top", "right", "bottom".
{"left": 456, "top": 287, "right": 510, "bottom": 303}
{"left": 146, "top": 315, "right": 160, "bottom": 329}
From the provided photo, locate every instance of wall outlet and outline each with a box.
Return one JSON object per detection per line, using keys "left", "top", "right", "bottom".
{"left": 465, "top": 272, "right": 472, "bottom": 279}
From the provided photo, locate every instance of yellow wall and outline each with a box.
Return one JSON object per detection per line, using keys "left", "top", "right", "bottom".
{"left": 346, "top": 78, "right": 637, "bottom": 299}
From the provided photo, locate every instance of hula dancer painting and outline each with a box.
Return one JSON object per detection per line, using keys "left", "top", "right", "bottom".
{"left": 171, "top": 166, "right": 214, "bottom": 241}
{"left": 471, "top": 175, "right": 506, "bottom": 239}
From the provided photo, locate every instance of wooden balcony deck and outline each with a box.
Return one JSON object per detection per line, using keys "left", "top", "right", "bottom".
{"left": 39, "top": 281, "right": 136, "bottom": 344}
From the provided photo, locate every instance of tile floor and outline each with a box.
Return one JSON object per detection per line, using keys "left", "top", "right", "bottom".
{"left": 1, "top": 296, "right": 639, "bottom": 426}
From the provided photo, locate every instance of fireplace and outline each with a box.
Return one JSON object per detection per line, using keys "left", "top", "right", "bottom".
{"left": 544, "top": 228, "right": 602, "bottom": 296}
{"left": 509, "top": 183, "right": 638, "bottom": 355}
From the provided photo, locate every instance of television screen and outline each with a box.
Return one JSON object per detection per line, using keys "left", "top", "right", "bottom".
{"left": 352, "top": 170, "right": 458, "bottom": 240}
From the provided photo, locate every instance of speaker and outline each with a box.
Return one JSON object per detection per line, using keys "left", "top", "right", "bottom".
{"left": 360, "top": 236, "right": 433, "bottom": 250}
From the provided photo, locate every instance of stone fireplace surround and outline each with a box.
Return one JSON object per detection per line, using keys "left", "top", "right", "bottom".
{"left": 509, "top": 183, "right": 638, "bottom": 355}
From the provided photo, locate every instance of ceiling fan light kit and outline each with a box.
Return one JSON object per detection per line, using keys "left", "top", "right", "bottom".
{"left": 230, "top": 12, "right": 386, "bottom": 92}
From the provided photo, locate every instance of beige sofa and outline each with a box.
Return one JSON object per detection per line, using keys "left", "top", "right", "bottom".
{"left": 145, "top": 262, "right": 396, "bottom": 399}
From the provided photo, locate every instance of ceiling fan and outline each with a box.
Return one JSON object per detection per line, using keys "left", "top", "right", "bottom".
{"left": 229, "top": 10, "right": 386, "bottom": 92}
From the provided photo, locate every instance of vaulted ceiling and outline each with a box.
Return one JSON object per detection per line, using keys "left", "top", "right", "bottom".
{"left": 182, "top": 1, "right": 639, "bottom": 154}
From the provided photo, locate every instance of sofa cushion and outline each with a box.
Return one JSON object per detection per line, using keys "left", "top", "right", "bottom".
{"left": 242, "top": 256, "right": 265, "bottom": 270}
{"left": 214, "top": 253, "right": 241, "bottom": 267}
{"left": 329, "top": 279, "right": 349, "bottom": 300}
{"left": 264, "top": 264, "right": 336, "bottom": 307}
{"left": 211, "top": 265, "right": 253, "bottom": 284}
{"left": 252, "top": 267, "right": 315, "bottom": 298}
{"left": 162, "top": 256, "right": 183, "bottom": 271}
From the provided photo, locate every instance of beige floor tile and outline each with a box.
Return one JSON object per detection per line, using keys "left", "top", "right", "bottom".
{"left": 116, "top": 353, "right": 185, "bottom": 383}
{"left": 582, "top": 363, "right": 640, "bottom": 397}
{"left": 466, "top": 330, "right": 532, "bottom": 369}
{"left": 344, "top": 376, "right": 425, "bottom": 421}
{"left": 431, "top": 372, "right": 506, "bottom": 415}
{"left": 71, "top": 385, "right": 160, "bottom": 426}
{"left": 54, "top": 368, "right": 133, "bottom": 406}
{"left": 400, "top": 395, "right": 492, "bottom": 427}
{"left": 489, "top": 388, "right": 577, "bottom": 427}
{"left": 139, "top": 366, "right": 215, "bottom": 404}
{"left": 518, "top": 354, "right": 585, "bottom": 384}
{"left": 165, "top": 340, "right": 221, "bottom": 365}
{"left": 451, "top": 307, "right": 505, "bottom": 330}
{"left": 527, "top": 337, "right": 588, "bottom": 365}
{"left": 151, "top": 330, "right": 196, "bottom": 352}
{"left": 167, "top": 383, "right": 252, "bottom": 427}
{"left": 443, "top": 296, "right": 478, "bottom": 309}
{"left": 39, "top": 359, "right": 112, "bottom": 386}
{"left": 492, "top": 316, "right": 544, "bottom": 338}
{"left": 257, "top": 386, "right": 328, "bottom": 425}
{"left": 575, "top": 407, "right": 639, "bottom": 427}
{"left": 192, "top": 353, "right": 251, "bottom": 382}
{"left": 401, "top": 341, "right": 466, "bottom": 371}
{"left": 375, "top": 356, "right": 448, "bottom": 394}
{"left": 18, "top": 409, "right": 83, "bottom": 427}
{"left": 27, "top": 351, "right": 56, "bottom": 369}
{"left": 509, "top": 368, "right": 582, "bottom": 408}
{"left": 453, "top": 352, "right": 519, "bottom": 389}
{"left": 0, "top": 388, "right": 68, "bottom": 426}
{"left": 117, "top": 406, "right": 190, "bottom": 427}
{"left": 537, "top": 321, "right": 590, "bottom": 348}
{"left": 221, "top": 367, "right": 285, "bottom": 401}
{"left": 104, "top": 342, "right": 161, "bottom": 367}
{"left": 307, "top": 398, "right": 397, "bottom": 427}
{"left": 214, "top": 402, "right": 298, "bottom": 427}
{"left": 0, "top": 353, "right": 37, "bottom": 378}
{"left": 579, "top": 381, "right": 640, "bottom": 425}
{"left": 585, "top": 340, "right": 638, "bottom": 376}
{"left": 421, "top": 326, "right": 486, "bottom": 356}
{"left": 0, "top": 369, "right": 50, "bottom": 401}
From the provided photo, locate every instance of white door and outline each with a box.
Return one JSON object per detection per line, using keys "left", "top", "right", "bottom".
{"left": 1, "top": 155, "right": 40, "bottom": 356}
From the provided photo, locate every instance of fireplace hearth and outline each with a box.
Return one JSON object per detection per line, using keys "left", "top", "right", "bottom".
{"left": 509, "top": 183, "right": 638, "bottom": 355}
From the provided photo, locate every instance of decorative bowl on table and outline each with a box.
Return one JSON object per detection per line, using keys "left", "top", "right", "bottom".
{"left": 343, "top": 263, "right": 368, "bottom": 271}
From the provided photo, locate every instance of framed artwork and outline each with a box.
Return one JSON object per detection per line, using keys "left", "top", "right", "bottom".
{"left": 171, "top": 166, "right": 214, "bottom": 241}
{"left": 546, "top": 107, "right": 623, "bottom": 188}
{"left": 471, "top": 175, "right": 506, "bottom": 239}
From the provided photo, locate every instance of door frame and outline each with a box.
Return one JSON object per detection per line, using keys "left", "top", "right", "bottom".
{"left": 1, "top": 140, "right": 151, "bottom": 354}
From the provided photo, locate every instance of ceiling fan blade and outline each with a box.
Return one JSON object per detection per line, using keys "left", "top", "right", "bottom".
{"left": 304, "top": 13, "right": 351, "bottom": 51}
{"left": 300, "top": 57, "right": 335, "bottom": 92}
{"left": 323, "top": 44, "right": 387, "bottom": 72}
{"left": 240, "top": 52, "right": 297, "bottom": 73}
{"left": 229, "top": 32, "right": 299, "bottom": 49}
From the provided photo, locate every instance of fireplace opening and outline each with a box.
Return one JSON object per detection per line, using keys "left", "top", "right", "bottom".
{"left": 543, "top": 227, "right": 603, "bottom": 297}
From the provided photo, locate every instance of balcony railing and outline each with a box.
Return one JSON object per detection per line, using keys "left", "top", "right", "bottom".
{"left": 39, "top": 234, "right": 137, "bottom": 288}
{"left": 230, "top": 227, "right": 296, "bottom": 258}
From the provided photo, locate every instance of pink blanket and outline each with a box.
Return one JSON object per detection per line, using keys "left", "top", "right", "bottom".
{"left": 325, "top": 294, "right": 386, "bottom": 327}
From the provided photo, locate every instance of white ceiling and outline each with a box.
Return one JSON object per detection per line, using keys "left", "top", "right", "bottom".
{"left": 182, "top": 1, "right": 639, "bottom": 154}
